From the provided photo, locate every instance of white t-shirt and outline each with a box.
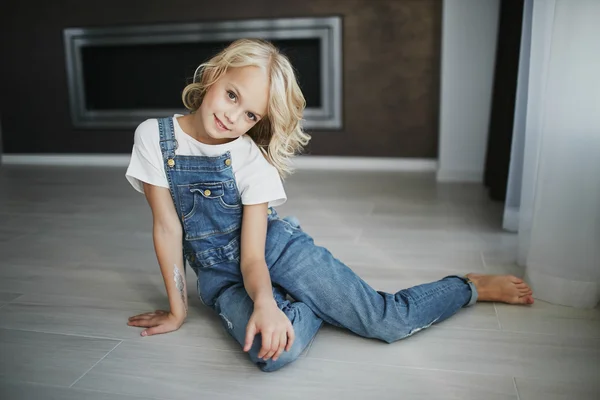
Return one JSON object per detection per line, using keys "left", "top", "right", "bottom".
{"left": 125, "top": 115, "right": 287, "bottom": 207}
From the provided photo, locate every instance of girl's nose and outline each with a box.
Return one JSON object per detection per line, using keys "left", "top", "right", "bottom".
{"left": 225, "top": 108, "right": 242, "bottom": 124}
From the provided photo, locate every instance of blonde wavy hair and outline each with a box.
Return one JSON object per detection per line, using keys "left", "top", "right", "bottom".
{"left": 181, "top": 39, "right": 311, "bottom": 178}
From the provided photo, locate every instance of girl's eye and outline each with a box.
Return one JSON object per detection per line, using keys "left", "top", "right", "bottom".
{"left": 227, "top": 91, "right": 237, "bottom": 101}
{"left": 247, "top": 112, "right": 257, "bottom": 122}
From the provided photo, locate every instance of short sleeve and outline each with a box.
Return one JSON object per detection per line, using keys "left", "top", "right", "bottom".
{"left": 125, "top": 119, "right": 169, "bottom": 193}
{"left": 237, "top": 146, "right": 287, "bottom": 207}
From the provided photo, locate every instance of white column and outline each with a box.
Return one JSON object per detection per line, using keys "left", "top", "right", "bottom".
{"left": 437, "top": 0, "right": 500, "bottom": 182}
{"left": 523, "top": 0, "right": 600, "bottom": 308}
{"left": 517, "top": 0, "right": 556, "bottom": 266}
{"left": 503, "top": 0, "right": 534, "bottom": 233}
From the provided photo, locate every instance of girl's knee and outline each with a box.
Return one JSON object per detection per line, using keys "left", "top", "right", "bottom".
{"left": 251, "top": 343, "right": 304, "bottom": 372}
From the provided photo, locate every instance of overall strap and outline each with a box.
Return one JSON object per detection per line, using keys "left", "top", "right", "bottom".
{"left": 157, "top": 117, "right": 182, "bottom": 220}
{"left": 157, "top": 117, "right": 178, "bottom": 162}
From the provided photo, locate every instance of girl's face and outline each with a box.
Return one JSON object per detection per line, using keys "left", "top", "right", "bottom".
{"left": 195, "top": 66, "right": 269, "bottom": 145}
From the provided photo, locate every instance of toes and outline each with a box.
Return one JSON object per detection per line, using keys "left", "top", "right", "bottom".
{"left": 508, "top": 275, "right": 523, "bottom": 284}
{"left": 515, "top": 296, "right": 527, "bottom": 304}
{"left": 514, "top": 296, "right": 529, "bottom": 305}
{"left": 515, "top": 283, "right": 529, "bottom": 290}
{"left": 516, "top": 295, "right": 534, "bottom": 305}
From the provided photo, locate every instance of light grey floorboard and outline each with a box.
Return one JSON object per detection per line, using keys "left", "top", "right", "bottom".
{"left": 495, "top": 300, "right": 600, "bottom": 338}
{"left": 0, "top": 292, "right": 242, "bottom": 352}
{"left": 514, "top": 377, "right": 600, "bottom": 400}
{"left": 0, "top": 292, "right": 22, "bottom": 306}
{"left": 0, "top": 328, "right": 121, "bottom": 387}
{"left": 0, "top": 381, "right": 167, "bottom": 400}
{"left": 307, "top": 325, "right": 600, "bottom": 383}
{"left": 74, "top": 340, "right": 519, "bottom": 400}
{"left": 1, "top": 165, "right": 597, "bottom": 398}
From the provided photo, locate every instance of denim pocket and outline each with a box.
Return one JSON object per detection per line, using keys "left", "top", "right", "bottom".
{"left": 177, "top": 180, "right": 242, "bottom": 241}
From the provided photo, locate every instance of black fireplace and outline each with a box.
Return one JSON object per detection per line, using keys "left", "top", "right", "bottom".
{"left": 63, "top": 17, "right": 342, "bottom": 130}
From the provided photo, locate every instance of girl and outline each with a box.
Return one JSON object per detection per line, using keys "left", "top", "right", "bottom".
{"left": 125, "top": 39, "right": 534, "bottom": 372}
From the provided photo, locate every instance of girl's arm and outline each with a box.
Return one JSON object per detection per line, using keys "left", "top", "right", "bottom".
{"left": 127, "top": 183, "right": 187, "bottom": 336}
{"left": 240, "top": 203, "right": 276, "bottom": 306}
{"left": 240, "top": 203, "right": 295, "bottom": 361}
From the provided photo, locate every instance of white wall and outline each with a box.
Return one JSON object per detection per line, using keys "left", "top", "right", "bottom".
{"left": 437, "top": 0, "right": 500, "bottom": 182}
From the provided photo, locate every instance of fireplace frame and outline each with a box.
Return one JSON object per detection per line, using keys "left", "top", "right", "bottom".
{"left": 63, "top": 16, "right": 342, "bottom": 130}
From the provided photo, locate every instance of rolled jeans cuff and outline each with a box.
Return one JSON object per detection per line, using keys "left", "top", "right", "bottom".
{"left": 463, "top": 276, "right": 478, "bottom": 306}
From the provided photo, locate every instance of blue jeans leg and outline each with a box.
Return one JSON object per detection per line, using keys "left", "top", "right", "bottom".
{"left": 269, "top": 225, "right": 478, "bottom": 343}
{"left": 214, "top": 283, "right": 323, "bottom": 372}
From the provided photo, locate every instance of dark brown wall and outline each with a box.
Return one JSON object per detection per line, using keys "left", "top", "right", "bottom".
{"left": 0, "top": 0, "right": 441, "bottom": 157}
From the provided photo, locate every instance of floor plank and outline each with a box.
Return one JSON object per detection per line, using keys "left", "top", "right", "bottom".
{"left": 74, "top": 340, "right": 518, "bottom": 400}
{"left": 307, "top": 325, "right": 600, "bottom": 383}
{"left": 1, "top": 165, "right": 597, "bottom": 398}
{"left": 0, "top": 328, "right": 121, "bottom": 387}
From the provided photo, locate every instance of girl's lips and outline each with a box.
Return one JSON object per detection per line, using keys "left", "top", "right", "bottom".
{"left": 214, "top": 115, "right": 230, "bottom": 131}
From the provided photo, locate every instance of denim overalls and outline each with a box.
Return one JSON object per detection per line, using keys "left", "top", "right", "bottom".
{"left": 157, "top": 117, "right": 478, "bottom": 372}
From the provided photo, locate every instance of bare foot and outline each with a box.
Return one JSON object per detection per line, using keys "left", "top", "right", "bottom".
{"left": 466, "top": 273, "right": 534, "bottom": 305}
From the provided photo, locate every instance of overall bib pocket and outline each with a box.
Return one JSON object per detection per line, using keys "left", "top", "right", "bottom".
{"left": 177, "top": 180, "right": 242, "bottom": 241}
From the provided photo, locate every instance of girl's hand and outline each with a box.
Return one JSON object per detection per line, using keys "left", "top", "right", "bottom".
{"left": 244, "top": 300, "right": 295, "bottom": 361}
{"left": 127, "top": 310, "right": 184, "bottom": 336}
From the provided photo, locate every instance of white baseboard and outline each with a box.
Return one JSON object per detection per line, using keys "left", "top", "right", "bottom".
{"left": 292, "top": 156, "right": 437, "bottom": 171}
{"left": 2, "top": 154, "right": 438, "bottom": 172}
{"left": 524, "top": 268, "right": 599, "bottom": 309}
{"left": 2, "top": 154, "right": 132, "bottom": 167}
{"left": 436, "top": 168, "right": 483, "bottom": 183}
{"left": 502, "top": 206, "right": 520, "bottom": 232}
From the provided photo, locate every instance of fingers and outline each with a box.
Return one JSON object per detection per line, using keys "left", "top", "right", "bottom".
{"left": 264, "top": 332, "right": 280, "bottom": 361}
{"left": 272, "top": 331, "right": 287, "bottom": 361}
{"left": 286, "top": 324, "right": 295, "bottom": 352}
{"left": 261, "top": 324, "right": 296, "bottom": 361}
{"left": 244, "top": 323, "right": 257, "bottom": 352}
{"left": 128, "top": 312, "right": 154, "bottom": 322}
{"left": 259, "top": 331, "right": 273, "bottom": 359}
{"left": 142, "top": 323, "right": 172, "bottom": 337}
{"left": 127, "top": 317, "right": 158, "bottom": 328}
{"left": 128, "top": 310, "right": 169, "bottom": 329}
{"left": 128, "top": 310, "right": 166, "bottom": 325}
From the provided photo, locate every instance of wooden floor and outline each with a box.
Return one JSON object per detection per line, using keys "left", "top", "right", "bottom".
{"left": 0, "top": 165, "right": 598, "bottom": 400}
